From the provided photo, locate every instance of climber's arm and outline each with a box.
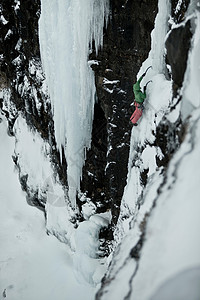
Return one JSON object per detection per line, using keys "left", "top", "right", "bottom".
{"left": 143, "top": 89, "right": 146, "bottom": 99}
{"left": 133, "top": 75, "right": 143, "bottom": 93}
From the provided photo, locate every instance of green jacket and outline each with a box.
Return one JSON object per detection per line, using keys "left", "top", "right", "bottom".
{"left": 133, "top": 76, "right": 146, "bottom": 104}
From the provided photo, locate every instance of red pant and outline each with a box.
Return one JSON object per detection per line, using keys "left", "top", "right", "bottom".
{"left": 130, "top": 103, "right": 143, "bottom": 124}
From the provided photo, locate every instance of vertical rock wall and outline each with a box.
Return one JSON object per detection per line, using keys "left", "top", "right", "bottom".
{"left": 1, "top": 0, "right": 158, "bottom": 229}
{"left": 96, "top": 0, "right": 200, "bottom": 298}
{"left": 81, "top": 0, "right": 158, "bottom": 226}
{"left": 1, "top": 0, "right": 159, "bottom": 231}
{"left": 0, "top": 0, "right": 68, "bottom": 206}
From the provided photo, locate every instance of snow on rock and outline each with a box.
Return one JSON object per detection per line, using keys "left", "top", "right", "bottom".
{"left": 73, "top": 212, "right": 111, "bottom": 285}
{"left": 4, "top": 29, "right": 13, "bottom": 40}
{"left": 131, "top": 108, "right": 200, "bottom": 300}
{"left": 0, "top": 6, "right": 8, "bottom": 25}
{"left": 146, "top": 0, "right": 170, "bottom": 74}
{"left": 1, "top": 92, "right": 111, "bottom": 292}
{"left": 13, "top": 115, "right": 52, "bottom": 198}
{"left": 114, "top": 0, "right": 172, "bottom": 242}
{"left": 0, "top": 114, "right": 97, "bottom": 300}
{"left": 39, "top": 0, "right": 109, "bottom": 207}
{"left": 11, "top": 114, "right": 77, "bottom": 249}
{"left": 2, "top": 0, "right": 200, "bottom": 299}
{"left": 14, "top": 0, "right": 20, "bottom": 12}
{"left": 82, "top": 200, "right": 97, "bottom": 220}
{"left": 97, "top": 2, "right": 200, "bottom": 300}
{"left": 45, "top": 186, "right": 77, "bottom": 249}
{"left": 181, "top": 10, "right": 200, "bottom": 118}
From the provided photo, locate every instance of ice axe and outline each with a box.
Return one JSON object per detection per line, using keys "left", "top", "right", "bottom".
{"left": 142, "top": 66, "right": 152, "bottom": 77}
{"left": 144, "top": 80, "right": 152, "bottom": 92}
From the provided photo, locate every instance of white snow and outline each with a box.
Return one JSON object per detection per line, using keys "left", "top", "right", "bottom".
{"left": 13, "top": 116, "right": 52, "bottom": 194}
{"left": 88, "top": 60, "right": 100, "bottom": 67}
{"left": 1, "top": 4, "right": 112, "bottom": 284}
{"left": 181, "top": 10, "right": 200, "bottom": 118}
{"left": 116, "top": 0, "right": 172, "bottom": 231}
{"left": 141, "top": 145, "right": 157, "bottom": 176}
{"left": 103, "top": 78, "right": 120, "bottom": 85}
{"left": 150, "top": 267, "right": 200, "bottom": 300}
{"left": 102, "top": 78, "right": 120, "bottom": 94}
{"left": 0, "top": 114, "right": 97, "bottom": 300}
{"left": 11, "top": 113, "right": 106, "bottom": 261}
{"left": 39, "top": 0, "right": 109, "bottom": 207}
{"left": 0, "top": 106, "right": 110, "bottom": 296}
{"left": 2, "top": 0, "right": 200, "bottom": 299}
{"left": 145, "top": 0, "right": 170, "bottom": 74}
{"left": 73, "top": 212, "right": 111, "bottom": 285}
{"left": 4, "top": 29, "right": 13, "bottom": 40}
{"left": 103, "top": 86, "right": 114, "bottom": 94}
{"left": 82, "top": 200, "right": 97, "bottom": 220}
{"left": 131, "top": 108, "right": 200, "bottom": 300}
{"left": 0, "top": 14, "right": 8, "bottom": 25}
{"left": 15, "top": 38, "right": 22, "bottom": 51}
{"left": 175, "top": 0, "right": 183, "bottom": 15}
{"left": 100, "top": 2, "right": 200, "bottom": 300}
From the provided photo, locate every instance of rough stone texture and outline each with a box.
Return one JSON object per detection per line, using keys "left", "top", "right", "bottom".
{"left": 165, "top": 0, "right": 192, "bottom": 97}
{"left": 81, "top": 0, "right": 158, "bottom": 226}
{"left": 0, "top": 0, "right": 162, "bottom": 231}
{"left": 171, "top": 0, "right": 190, "bottom": 24}
{"left": 0, "top": 0, "right": 68, "bottom": 203}
{"left": 1, "top": 0, "right": 158, "bottom": 227}
{"left": 166, "top": 20, "right": 192, "bottom": 95}
{"left": 0, "top": 0, "right": 40, "bottom": 82}
{"left": 96, "top": 1, "right": 195, "bottom": 297}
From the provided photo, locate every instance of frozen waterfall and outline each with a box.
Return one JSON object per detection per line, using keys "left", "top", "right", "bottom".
{"left": 39, "top": 0, "right": 109, "bottom": 207}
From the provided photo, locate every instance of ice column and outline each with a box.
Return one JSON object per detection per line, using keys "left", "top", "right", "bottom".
{"left": 150, "top": 0, "right": 170, "bottom": 73}
{"left": 39, "top": 0, "right": 109, "bottom": 207}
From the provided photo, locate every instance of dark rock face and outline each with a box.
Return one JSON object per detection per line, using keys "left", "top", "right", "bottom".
{"left": 0, "top": 0, "right": 68, "bottom": 205}
{"left": 166, "top": 0, "right": 192, "bottom": 96}
{"left": 82, "top": 0, "right": 158, "bottom": 226}
{"left": 166, "top": 21, "right": 192, "bottom": 95}
{"left": 171, "top": 0, "right": 190, "bottom": 23}
{"left": 0, "top": 0, "right": 40, "bottom": 82}
{"left": 96, "top": 1, "right": 195, "bottom": 297}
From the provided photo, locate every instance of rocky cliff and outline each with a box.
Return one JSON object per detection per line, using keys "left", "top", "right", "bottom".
{"left": 96, "top": 0, "right": 200, "bottom": 298}
{"left": 1, "top": 0, "right": 200, "bottom": 298}
{"left": 0, "top": 0, "right": 158, "bottom": 227}
{"left": 0, "top": 0, "right": 68, "bottom": 209}
{"left": 83, "top": 0, "right": 158, "bottom": 227}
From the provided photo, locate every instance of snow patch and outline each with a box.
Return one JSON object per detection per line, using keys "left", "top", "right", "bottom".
{"left": 0, "top": 114, "right": 97, "bottom": 300}
{"left": 73, "top": 212, "right": 111, "bottom": 285}
{"left": 4, "top": 29, "right": 13, "bottom": 40}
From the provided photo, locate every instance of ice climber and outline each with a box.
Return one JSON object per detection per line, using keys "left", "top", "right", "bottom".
{"left": 130, "top": 66, "right": 152, "bottom": 126}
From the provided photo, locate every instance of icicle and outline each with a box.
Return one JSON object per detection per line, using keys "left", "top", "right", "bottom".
{"left": 39, "top": 0, "right": 109, "bottom": 208}
{"left": 150, "top": 0, "right": 171, "bottom": 73}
